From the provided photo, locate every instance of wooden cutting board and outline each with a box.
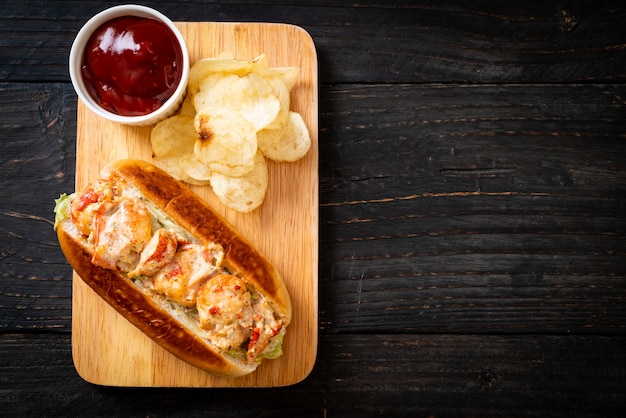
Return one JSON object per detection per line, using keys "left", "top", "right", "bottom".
{"left": 71, "top": 22, "right": 318, "bottom": 387}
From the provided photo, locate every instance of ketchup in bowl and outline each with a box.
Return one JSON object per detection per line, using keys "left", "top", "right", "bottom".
{"left": 81, "top": 16, "right": 184, "bottom": 117}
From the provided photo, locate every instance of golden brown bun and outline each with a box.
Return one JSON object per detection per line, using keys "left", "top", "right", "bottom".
{"left": 57, "top": 225, "right": 254, "bottom": 377}
{"left": 57, "top": 159, "right": 291, "bottom": 377}
{"left": 104, "top": 159, "right": 292, "bottom": 325}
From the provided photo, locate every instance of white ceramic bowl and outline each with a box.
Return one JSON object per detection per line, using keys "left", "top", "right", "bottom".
{"left": 69, "top": 4, "right": 189, "bottom": 126}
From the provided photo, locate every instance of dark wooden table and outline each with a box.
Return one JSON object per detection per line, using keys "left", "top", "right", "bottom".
{"left": 1, "top": 1, "right": 625, "bottom": 416}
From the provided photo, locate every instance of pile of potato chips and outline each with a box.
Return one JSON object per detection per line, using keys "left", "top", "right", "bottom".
{"left": 150, "top": 53, "right": 311, "bottom": 213}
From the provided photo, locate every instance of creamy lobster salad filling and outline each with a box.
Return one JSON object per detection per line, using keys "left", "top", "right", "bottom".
{"left": 54, "top": 174, "right": 284, "bottom": 363}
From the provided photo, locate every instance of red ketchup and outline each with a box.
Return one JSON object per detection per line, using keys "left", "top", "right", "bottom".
{"left": 81, "top": 16, "right": 183, "bottom": 116}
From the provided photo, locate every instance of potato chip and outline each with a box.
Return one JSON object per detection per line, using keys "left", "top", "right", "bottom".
{"left": 249, "top": 54, "right": 270, "bottom": 73}
{"left": 177, "top": 93, "right": 196, "bottom": 117}
{"left": 259, "top": 67, "right": 300, "bottom": 91}
{"left": 188, "top": 57, "right": 252, "bottom": 96}
{"left": 180, "top": 153, "right": 212, "bottom": 185}
{"left": 190, "top": 72, "right": 225, "bottom": 105}
{"left": 193, "top": 72, "right": 280, "bottom": 132}
{"left": 258, "top": 111, "right": 311, "bottom": 162}
{"left": 194, "top": 110, "right": 257, "bottom": 177}
{"left": 250, "top": 55, "right": 297, "bottom": 89}
{"left": 210, "top": 151, "right": 268, "bottom": 213}
{"left": 151, "top": 115, "right": 198, "bottom": 181}
{"left": 149, "top": 52, "right": 309, "bottom": 213}
{"left": 264, "top": 76, "right": 290, "bottom": 130}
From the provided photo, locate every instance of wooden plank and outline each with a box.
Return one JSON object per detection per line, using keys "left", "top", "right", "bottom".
{"left": 71, "top": 22, "right": 318, "bottom": 387}
{"left": 1, "top": 333, "right": 625, "bottom": 416}
{"left": 2, "top": 1, "right": 626, "bottom": 416}
{"left": 317, "top": 83, "right": 626, "bottom": 334}
{"left": 1, "top": 1, "right": 626, "bottom": 83}
{"left": 1, "top": 82, "right": 625, "bottom": 336}
{"left": 319, "top": 83, "right": 626, "bottom": 200}
{"left": 0, "top": 82, "right": 76, "bottom": 331}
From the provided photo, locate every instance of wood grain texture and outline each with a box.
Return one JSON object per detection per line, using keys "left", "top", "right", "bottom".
{"left": 3, "top": 82, "right": 623, "bottom": 337}
{"left": 1, "top": 1, "right": 625, "bottom": 84}
{"left": 2, "top": 0, "right": 626, "bottom": 416}
{"left": 1, "top": 333, "right": 625, "bottom": 417}
{"left": 317, "top": 83, "right": 626, "bottom": 335}
{"left": 72, "top": 22, "right": 318, "bottom": 387}
{"left": 0, "top": 82, "right": 76, "bottom": 332}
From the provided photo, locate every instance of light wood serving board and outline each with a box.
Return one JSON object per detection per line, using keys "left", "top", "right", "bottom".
{"left": 72, "top": 22, "right": 318, "bottom": 387}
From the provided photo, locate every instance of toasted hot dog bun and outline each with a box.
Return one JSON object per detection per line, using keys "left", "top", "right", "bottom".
{"left": 55, "top": 159, "right": 291, "bottom": 378}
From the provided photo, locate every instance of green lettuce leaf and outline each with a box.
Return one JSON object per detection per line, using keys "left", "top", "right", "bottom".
{"left": 257, "top": 329, "right": 285, "bottom": 361}
{"left": 53, "top": 193, "right": 74, "bottom": 231}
